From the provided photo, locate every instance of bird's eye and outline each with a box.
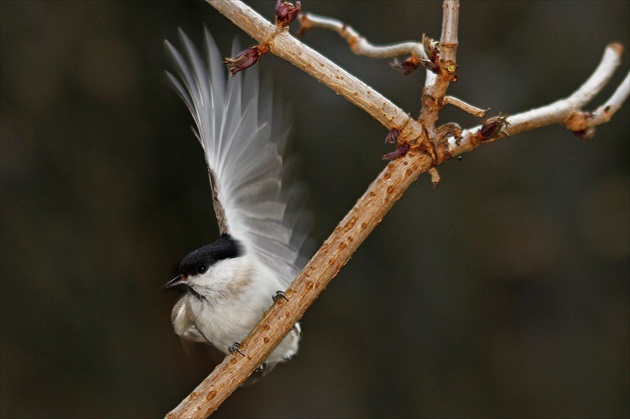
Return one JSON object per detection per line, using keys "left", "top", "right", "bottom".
{"left": 196, "top": 264, "right": 207, "bottom": 274}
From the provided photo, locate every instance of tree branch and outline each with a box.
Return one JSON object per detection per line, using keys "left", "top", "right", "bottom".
{"left": 439, "top": 0, "right": 459, "bottom": 63}
{"left": 166, "top": 1, "right": 627, "bottom": 417}
{"left": 418, "top": 0, "right": 460, "bottom": 153}
{"left": 450, "top": 43, "right": 628, "bottom": 154}
{"left": 589, "top": 72, "right": 630, "bottom": 125}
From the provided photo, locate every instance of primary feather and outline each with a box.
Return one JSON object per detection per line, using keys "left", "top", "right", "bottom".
{"left": 164, "top": 28, "right": 310, "bottom": 287}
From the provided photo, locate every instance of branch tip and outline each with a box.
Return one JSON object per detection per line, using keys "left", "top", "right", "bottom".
{"left": 609, "top": 42, "right": 624, "bottom": 55}
{"left": 442, "top": 96, "right": 486, "bottom": 117}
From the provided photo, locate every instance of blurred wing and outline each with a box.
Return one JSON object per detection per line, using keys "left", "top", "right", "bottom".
{"left": 164, "top": 29, "right": 310, "bottom": 285}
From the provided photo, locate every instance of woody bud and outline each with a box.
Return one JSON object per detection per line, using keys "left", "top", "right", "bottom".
{"left": 476, "top": 114, "right": 510, "bottom": 142}
{"left": 275, "top": 0, "right": 301, "bottom": 28}
{"left": 224, "top": 45, "right": 268, "bottom": 77}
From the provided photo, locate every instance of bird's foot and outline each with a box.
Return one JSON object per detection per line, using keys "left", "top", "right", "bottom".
{"left": 273, "top": 290, "right": 289, "bottom": 302}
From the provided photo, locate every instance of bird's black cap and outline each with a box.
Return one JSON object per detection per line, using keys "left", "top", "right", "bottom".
{"left": 178, "top": 234, "right": 243, "bottom": 277}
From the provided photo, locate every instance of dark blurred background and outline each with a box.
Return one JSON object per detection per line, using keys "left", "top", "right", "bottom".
{"left": 1, "top": 1, "right": 628, "bottom": 417}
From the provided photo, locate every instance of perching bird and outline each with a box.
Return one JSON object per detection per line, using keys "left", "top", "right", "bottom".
{"left": 162, "top": 29, "right": 311, "bottom": 380}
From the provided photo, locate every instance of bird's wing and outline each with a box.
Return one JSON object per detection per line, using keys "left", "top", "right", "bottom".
{"left": 164, "top": 29, "right": 311, "bottom": 286}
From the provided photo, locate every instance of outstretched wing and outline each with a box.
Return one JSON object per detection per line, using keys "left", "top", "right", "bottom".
{"left": 164, "top": 29, "right": 310, "bottom": 285}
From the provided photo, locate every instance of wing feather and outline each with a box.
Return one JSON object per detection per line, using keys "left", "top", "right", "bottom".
{"left": 165, "top": 29, "right": 311, "bottom": 285}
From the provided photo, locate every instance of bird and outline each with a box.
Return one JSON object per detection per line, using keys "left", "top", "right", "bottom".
{"left": 162, "top": 28, "right": 311, "bottom": 381}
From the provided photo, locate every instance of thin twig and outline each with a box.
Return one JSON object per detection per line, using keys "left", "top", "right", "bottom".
{"left": 567, "top": 43, "right": 625, "bottom": 107}
{"left": 442, "top": 95, "right": 486, "bottom": 117}
{"left": 449, "top": 43, "right": 627, "bottom": 155}
{"left": 590, "top": 72, "right": 630, "bottom": 125}
{"left": 439, "top": 0, "right": 459, "bottom": 63}
{"left": 298, "top": 11, "right": 441, "bottom": 85}
{"left": 298, "top": 12, "right": 428, "bottom": 61}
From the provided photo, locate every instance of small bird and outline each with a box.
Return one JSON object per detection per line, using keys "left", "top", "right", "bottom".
{"left": 162, "top": 29, "right": 310, "bottom": 380}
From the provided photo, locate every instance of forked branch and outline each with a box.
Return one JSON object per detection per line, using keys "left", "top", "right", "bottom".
{"left": 166, "top": 1, "right": 628, "bottom": 417}
{"left": 451, "top": 43, "right": 628, "bottom": 155}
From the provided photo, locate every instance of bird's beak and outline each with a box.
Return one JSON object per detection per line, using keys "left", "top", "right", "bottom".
{"left": 162, "top": 274, "right": 186, "bottom": 291}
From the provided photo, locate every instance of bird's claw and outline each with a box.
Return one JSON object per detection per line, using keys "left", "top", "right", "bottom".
{"left": 229, "top": 341, "right": 245, "bottom": 356}
{"left": 273, "top": 290, "right": 289, "bottom": 302}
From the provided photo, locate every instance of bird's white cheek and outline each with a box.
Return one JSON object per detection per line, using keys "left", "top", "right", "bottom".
{"left": 188, "top": 257, "right": 257, "bottom": 298}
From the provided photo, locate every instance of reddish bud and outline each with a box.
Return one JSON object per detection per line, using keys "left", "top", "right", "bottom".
{"left": 383, "top": 144, "right": 410, "bottom": 161}
{"left": 275, "top": 0, "right": 301, "bottom": 28}
{"left": 476, "top": 114, "right": 510, "bottom": 141}
{"left": 224, "top": 45, "right": 268, "bottom": 77}
{"left": 391, "top": 56, "right": 420, "bottom": 75}
{"left": 385, "top": 128, "right": 399, "bottom": 145}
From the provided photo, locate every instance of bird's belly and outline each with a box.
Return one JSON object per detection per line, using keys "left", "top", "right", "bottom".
{"left": 188, "top": 296, "right": 299, "bottom": 363}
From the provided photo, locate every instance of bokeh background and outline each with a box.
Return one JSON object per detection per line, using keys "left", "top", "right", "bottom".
{"left": 1, "top": 1, "right": 628, "bottom": 417}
